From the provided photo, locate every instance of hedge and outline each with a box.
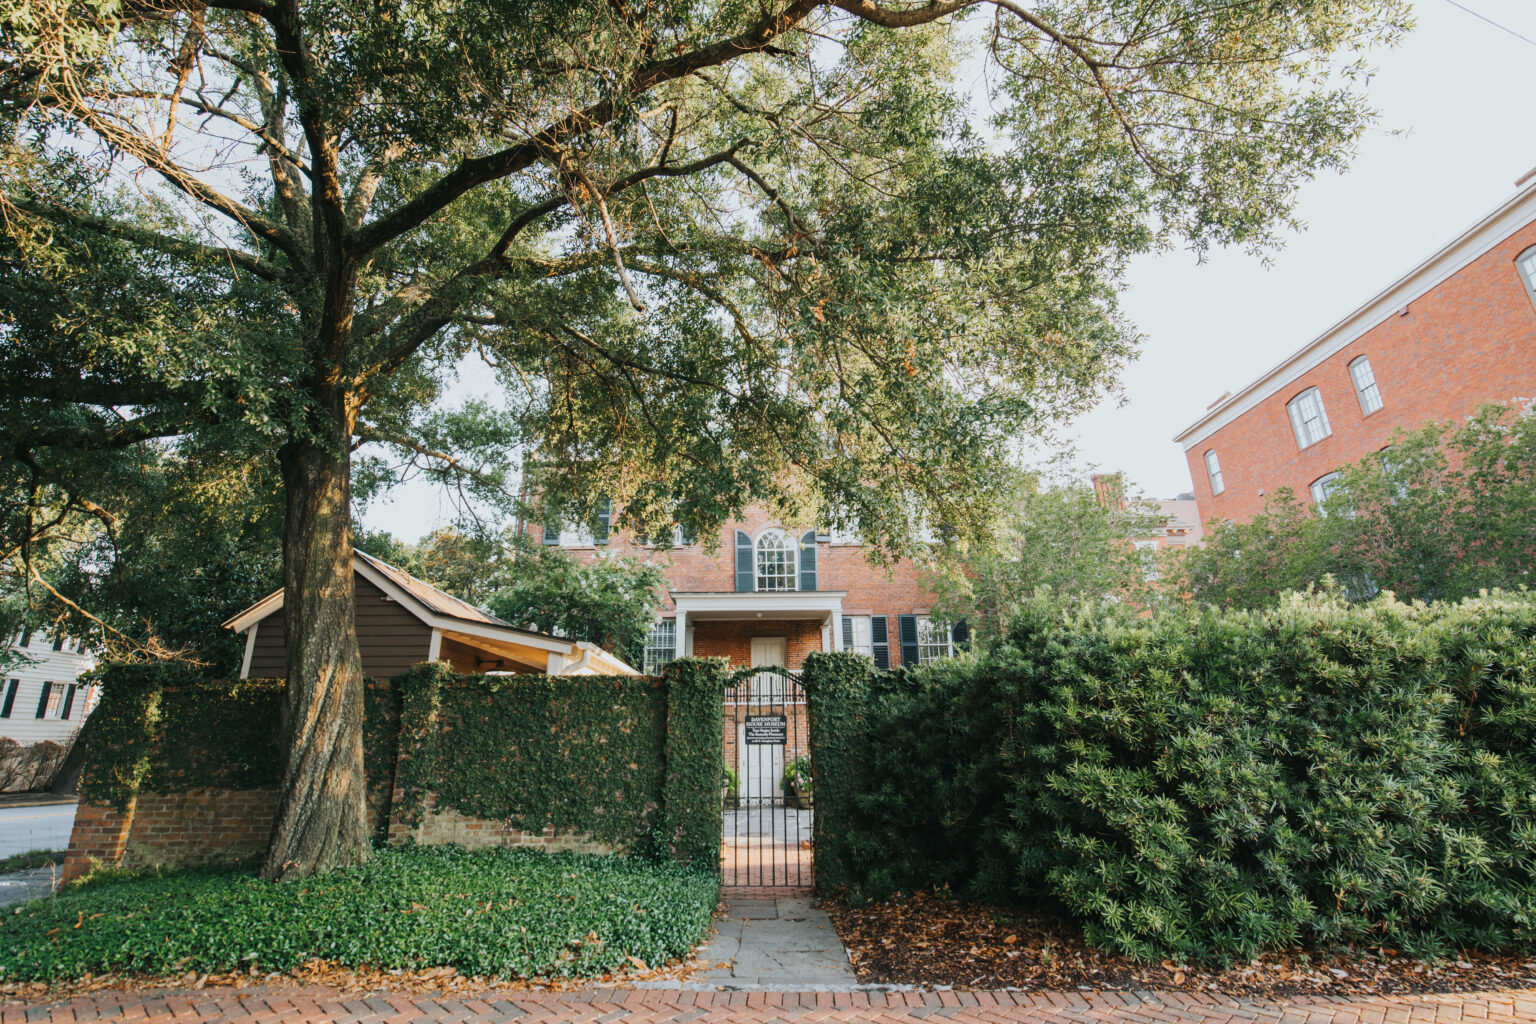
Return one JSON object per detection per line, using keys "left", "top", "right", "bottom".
{"left": 803, "top": 591, "right": 1536, "bottom": 962}
{"left": 77, "top": 658, "right": 727, "bottom": 866}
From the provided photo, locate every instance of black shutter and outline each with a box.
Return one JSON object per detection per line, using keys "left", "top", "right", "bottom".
{"left": 734, "top": 530, "right": 753, "bottom": 592}
{"left": 595, "top": 497, "right": 611, "bottom": 545}
{"left": 952, "top": 617, "right": 971, "bottom": 652}
{"left": 60, "top": 684, "right": 77, "bottom": 720}
{"left": 35, "top": 681, "right": 51, "bottom": 719}
{"left": 799, "top": 530, "right": 818, "bottom": 592}
{"left": 898, "top": 615, "right": 919, "bottom": 667}
{"left": 0, "top": 680, "right": 15, "bottom": 718}
{"left": 871, "top": 617, "right": 890, "bottom": 670}
{"left": 19, "top": 629, "right": 31, "bottom": 648}
{"left": 52, "top": 634, "right": 65, "bottom": 651}
{"left": 841, "top": 616, "right": 854, "bottom": 651}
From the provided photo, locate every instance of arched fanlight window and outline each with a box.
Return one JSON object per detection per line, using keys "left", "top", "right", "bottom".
{"left": 755, "top": 529, "right": 797, "bottom": 591}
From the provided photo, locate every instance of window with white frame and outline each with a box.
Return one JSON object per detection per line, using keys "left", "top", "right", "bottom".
{"left": 755, "top": 530, "right": 797, "bottom": 591}
{"left": 1204, "top": 450, "right": 1225, "bottom": 495}
{"left": 1309, "top": 472, "right": 1342, "bottom": 511}
{"left": 1132, "top": 539, "right": 1160, "bottom": 581}
{"left": 916, "top": 617, "right": 951, "bottom": 664}
{"left": 642, "top": 620, "right": 677, "bottom": 676}
{"left": 1349, "top": 356, "right": 1383, "bottom": 415}
{"left": 842, "top": 615, "right": 873, "bottom": 656}
{"left": 42, "top": 682, "right": 65, "bottom": 719}
{"left": 1518, "top": 246, "right": 1536, "bottom": 309}
{"left": 1287, "top": 387, "right": 1331, "bottom": 449}
{"left": 830, "top": 523, "right": 861, "bottom": 545}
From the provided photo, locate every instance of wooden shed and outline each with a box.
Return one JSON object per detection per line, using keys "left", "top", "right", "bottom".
{"left": 222, "top": 550, "right": 638, "bottom": 678}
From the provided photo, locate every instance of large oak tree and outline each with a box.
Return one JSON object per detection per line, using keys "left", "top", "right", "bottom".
{"left": 1, "top": 0, "right": 1409, "bottom": 877}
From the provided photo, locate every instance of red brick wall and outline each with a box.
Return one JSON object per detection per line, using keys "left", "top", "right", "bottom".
{"left": 1185, "top": 217, "right": 1536, "bottom": 524}
{"left": 61, "top": 799, "right": 136, "bottom": 882}
{"left": 690, "top": 619, "right": 824, "bottom": 671}
{"left": 543, "top": 506, "right": 938, "bottom": 642}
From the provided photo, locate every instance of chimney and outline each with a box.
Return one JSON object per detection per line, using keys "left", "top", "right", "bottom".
{"left": 1090, "top": 472, "right": 1126, "bottom": 510}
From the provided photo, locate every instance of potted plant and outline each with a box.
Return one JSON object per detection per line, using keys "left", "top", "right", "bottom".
{"left": 781, "top": 756, "right": 813, "bottom": 810}
{"left": 722, "top": 766, "right": 739, "bottom": 810}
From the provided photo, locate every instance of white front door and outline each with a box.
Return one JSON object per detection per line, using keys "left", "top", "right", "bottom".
{"left": 738, "top": 637, "right": 788, "bottom": 805}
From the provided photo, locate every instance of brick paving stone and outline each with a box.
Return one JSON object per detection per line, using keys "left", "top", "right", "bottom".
{"left": 2, "top": 987, "right": 1534, "bottom": 1024}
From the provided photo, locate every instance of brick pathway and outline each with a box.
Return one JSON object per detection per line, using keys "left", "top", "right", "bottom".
{"left": 3, "top": 985, "right": 1532, "bottom": 1022}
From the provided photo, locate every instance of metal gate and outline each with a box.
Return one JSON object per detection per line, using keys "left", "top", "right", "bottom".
{"left": 722, "top": 665, "right": 812, "bottom": 889}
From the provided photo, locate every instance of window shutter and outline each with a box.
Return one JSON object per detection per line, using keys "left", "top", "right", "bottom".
{"left": 52, "top": 634, "right": 65, "bottom": 651}
{"left": 61, "top": 684, "right": 77, "bottom": 720}
{"left": 898, "top": 615, "right": 919, "bottom": 667}
{"left": 595, "top": 497, "right": 611, "bottom": 545}
{"left": 35, "top": 682, "right": 51, "bottom": 719}
{"left": 841, "top": 616, "right": 854, "bottom": 651}
{"left": 799, "top": 530, "right": 817, "bottom": 592}
{"left": 734, "top": 530, "right": 753, "bottom": 592}
{"left": 952, "top": 617, "right": 971, "bottom": 652}
{"left": 0, "top": 680, "right": 15, "bottom": 718}
{"left": 19, "top": 629, "right": 31, "bottom": 648}
{"left": 871, "top": 617, "right": 890, "bottom": 670}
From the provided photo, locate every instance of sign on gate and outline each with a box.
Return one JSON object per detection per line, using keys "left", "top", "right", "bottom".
{"left": 744, "top": 714, "right": 787, "bottom": 745}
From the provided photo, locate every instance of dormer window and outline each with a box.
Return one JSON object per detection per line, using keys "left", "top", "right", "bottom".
{"left": 1287, "top": 387, "right": 1331, "bottom": 449}
{"left": 755, "top": 529, "right": 797, "bottom": 591}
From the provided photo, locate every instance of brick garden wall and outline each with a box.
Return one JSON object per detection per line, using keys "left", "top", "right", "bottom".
{"left": 61, "top": 664, "right": 724, "bottom": 882}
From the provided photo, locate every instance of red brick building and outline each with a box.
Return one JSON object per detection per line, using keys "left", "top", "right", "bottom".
{"left": 1175, "top": 177, "right": 1536, "bottom": 525}
{"left": 534, "top": 506, "right": 960, "bottom": 677}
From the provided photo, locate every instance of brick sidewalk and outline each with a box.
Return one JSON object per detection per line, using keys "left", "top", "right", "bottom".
{"left": 3, "top": 985, "right": 1532, "bottom": 1022}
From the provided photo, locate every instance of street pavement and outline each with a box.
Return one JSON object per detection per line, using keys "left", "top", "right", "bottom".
{"left": 0, "top": 800, "right": 75, "bottom": 857}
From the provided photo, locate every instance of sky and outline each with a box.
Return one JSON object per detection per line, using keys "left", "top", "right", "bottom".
{"left": 1066, "top": 0, "right": 1536, "bottom": 499}
{"left": 361, "top": 0, "right": 1536, "bottom": 538}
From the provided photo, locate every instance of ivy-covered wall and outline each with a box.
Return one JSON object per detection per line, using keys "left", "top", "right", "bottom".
{"left": 69, "top": 658, "right": 727, "bottom": 874}
{"left": 803, "top": 592, "right": 1536, "bottom": 963}
{"left": 77, "top": 665, "right": 400, "bottom": 841}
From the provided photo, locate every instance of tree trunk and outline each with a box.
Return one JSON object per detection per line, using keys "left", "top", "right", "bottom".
{"left": 261, "top": 415, "right": 370, "bottom": 880}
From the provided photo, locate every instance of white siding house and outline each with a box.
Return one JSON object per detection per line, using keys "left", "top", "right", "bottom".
{"left": 2, "top": 629, "right": 99, "bottom": 747}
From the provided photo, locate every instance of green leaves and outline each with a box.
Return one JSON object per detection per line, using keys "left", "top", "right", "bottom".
{"left": 1180, "top": 402, "right": 1536, "bottom": 608}
{"left": 0, "top": 847, "right": 716, "bottom": 982}
{"left": 804, "top": 590, "right": 1536, "bottom": 962}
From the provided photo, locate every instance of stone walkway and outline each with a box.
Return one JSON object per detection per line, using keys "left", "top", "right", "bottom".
{"left": 685, "top": 896, "right": 857, "bottom": 990}
{"left": 3, "top": 985, "right": 1531, "bottom": 1022}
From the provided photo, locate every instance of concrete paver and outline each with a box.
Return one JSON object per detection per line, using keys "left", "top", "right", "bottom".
{"left": 686, "top": 897, "right": 859, "bottom": 991}
{"left": 2, "top": 985, "right": 1530, "bottom": 1023}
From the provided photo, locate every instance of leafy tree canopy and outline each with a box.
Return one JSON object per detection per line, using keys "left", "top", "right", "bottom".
{"left": 0, "top": 0, "right": 1413, "bottom": 876}
{"left": 1176, "top": 403, "right": 1536, "bottom": 607}
{"left": 924, "top": 465, "right": 1170, "bottom": 642}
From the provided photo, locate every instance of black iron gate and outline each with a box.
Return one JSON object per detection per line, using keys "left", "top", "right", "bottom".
{"left": 722, "top": 666, "right": 812, "bottom": 888}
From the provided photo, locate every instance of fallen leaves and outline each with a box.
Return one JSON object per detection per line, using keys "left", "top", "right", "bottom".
{"left": 827, "top": 891, "right": 1536, "bottom": 998}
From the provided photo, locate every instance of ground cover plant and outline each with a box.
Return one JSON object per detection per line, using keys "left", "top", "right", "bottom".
{"left": 0, "top": 847, "right": 716, "bottom": 982}
{"left": 805, "top": 590, "right": 1536, "bottom": 964}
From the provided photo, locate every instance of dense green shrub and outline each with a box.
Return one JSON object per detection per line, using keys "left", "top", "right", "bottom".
{"left": 805, "top": 592, "right": 1536, "bottom": 962}
{"left": 0, "top": 846, "right": 716, "bottom": 981}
